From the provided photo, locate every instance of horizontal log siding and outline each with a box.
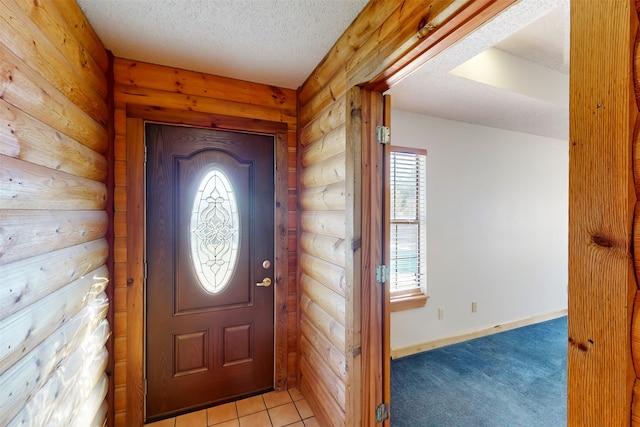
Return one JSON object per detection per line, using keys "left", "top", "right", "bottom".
{"left": 112, "top": 58, "right": 298, "bottom": 426}
{"left": 0, "top": 0, "right": 111, "bottom": 425}
{"left": 297, "top": 1, "right": 493, "bottom": 425}
{"left": 297, "top": 79, "right": 349, "bottom": 427}
{"left": 297, "top": 1, "right": 403, "bottom": 423}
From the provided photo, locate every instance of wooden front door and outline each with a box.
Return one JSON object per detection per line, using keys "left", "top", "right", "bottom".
{"left": 145, "top": 123, "right": 275, "bottom": 421}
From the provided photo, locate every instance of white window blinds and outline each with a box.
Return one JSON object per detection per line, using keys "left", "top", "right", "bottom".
{"left": 389, "top": 149, "right": 426, "bottom": 294}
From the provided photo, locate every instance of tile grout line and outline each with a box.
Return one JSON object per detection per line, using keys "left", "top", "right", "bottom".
{"left": 263, "top": 395, "right": 275, "bottom": 427}
{"left": 150, "top": 389, "right": 312, "bottom": 427}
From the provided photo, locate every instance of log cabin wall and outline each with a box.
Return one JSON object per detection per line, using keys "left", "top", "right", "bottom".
{"left": 297, "top": 0, "right": 536, "bottom": 425}
{"left": 112, "top": 58, "right": 298, "bottom": 426}
{"left": 0, "top": 0, "right": 112, "bottom": 425}
{"left": 297, "top": 1, "right": 446, "bottom": 425}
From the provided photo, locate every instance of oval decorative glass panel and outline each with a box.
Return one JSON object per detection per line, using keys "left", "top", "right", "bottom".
{"left": 190, "top": 169, "right": 239, "bottom": 294}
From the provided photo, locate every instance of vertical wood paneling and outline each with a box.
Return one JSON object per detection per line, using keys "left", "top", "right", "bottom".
{"left": 569, "top": 1, "right": 637, "bottom": 425}
{"left": 344, "top": 86, "right": 364, "bottom": 427}
{"left": 356, "top": 88, "right": 384, "bottom": 427}
{"left": 0, "top": 1, "right": 111, "bottom": 425}
{"left": 113, "top": 58, "right": 297, "bottom": 425}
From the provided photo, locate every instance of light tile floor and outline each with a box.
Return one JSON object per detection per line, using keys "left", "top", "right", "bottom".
{"left": 146, "top": 389, "right": 319, "bottom": 427}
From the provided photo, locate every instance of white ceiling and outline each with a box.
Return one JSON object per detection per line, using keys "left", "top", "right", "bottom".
{"left": 77, "top": 0, "right": 569, "bottom": 140}
{"left": 389, "top": 0, "right": 569, "bottom": 140}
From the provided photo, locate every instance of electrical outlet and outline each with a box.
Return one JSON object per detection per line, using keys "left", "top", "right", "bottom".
{"left": 438, "top": 308, "right": 444, "bottom": 320}
{"left": 472, "top": 302, "right": 477, "bottom": 313}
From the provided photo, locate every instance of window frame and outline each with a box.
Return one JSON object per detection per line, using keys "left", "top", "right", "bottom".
{"left": 388, "top": 146, "right": 428, "bottom": 312}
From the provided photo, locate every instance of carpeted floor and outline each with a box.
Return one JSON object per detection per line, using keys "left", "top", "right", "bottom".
{"left": 391, "top": 316, "right": 567, "bottom": 427}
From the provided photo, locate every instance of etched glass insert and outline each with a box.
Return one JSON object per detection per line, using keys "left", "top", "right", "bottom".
{"left": 190, "top": 169, "right": 239, "bottom": 293}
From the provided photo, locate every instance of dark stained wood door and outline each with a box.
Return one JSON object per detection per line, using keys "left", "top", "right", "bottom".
{"left": 145, "top": 124, "right": 275, "bottom": 421}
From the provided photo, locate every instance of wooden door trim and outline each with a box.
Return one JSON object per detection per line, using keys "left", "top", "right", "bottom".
{"left": 381, "top": 94, "right": 391, "bottom": 427}
{"left": 351, "top": 1, "right": 520, "bottom": 425}
{"left": 362, "top": 0, "right": 517, "bottom": 92}
{"left": 355, "top": 87, "right": 385, "bottom": 426}
{"left": 126, "top": 111, "right": 289, "bottom": 425}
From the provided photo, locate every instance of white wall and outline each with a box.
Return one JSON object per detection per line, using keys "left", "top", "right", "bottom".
{"left": 390, "top": 110, "right": 568, "bottom": 352}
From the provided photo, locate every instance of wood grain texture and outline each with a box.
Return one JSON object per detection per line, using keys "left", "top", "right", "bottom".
{"left": 125, "top": 118, "right": 144, "bottom": 427}
{"left": 0, "top": 99, "right": 108, "bottom": 182}
{"left": 358, "top": 87, "right": 386, "bottom": 426}
{"left": 0, "top": 299, "right": 108, "bottom": 425}
{"left": 299, "top": 69, "right": 346, "bottom": 129}
{"left": 0, "top": 238, "right": 108, "bottom": 320}
{"left": 633, "top": 379, "right": 640, "bottom": 425}
{"left": 0, "top": 0, "right": 109, "bottom": 124}
{"left": 382, "top": 94, "right": 391, "bottom": 427}
{"left": 300, "top": 95, "right": 346, "bottom": 147}
{"left": 301, "top": 124, "right": 346, "bottom": 167}
{"left": 300, "top": 152, "right": 346, "bottom": 188}
{"left": 0, "top": 42, "right": 108, "bottom": 154}
{"left": 299, "top": 232, "right": 346, "bottom": 267}
{"left": 344, "top": 86, "right": 364, "bottom": 427}
{"left": 300, "top": 316, "right": 346, "bottom": 381}
{"left": 12, "top": 0, "right": 108, "bottom": 99}
{"left": 300, "top": 294, "right": 346, "bottom": 351}
{"left": 0, "top": 210, "right": 107, "bottom": 265}
{"left": 301, "top": 274, "right": 346, "bottom": 326}
{"left": 114, "top": 59, "right": 295, "bottom": 111}
{"left": 0, "top": 155, "right": 107, "bottom": 210}
{"left": 299, "top": 183, "right": 346, "bottom": 211}
{"left": 346, "top": 0, "right": 441, "bottom": 85}
{"left": 300, "top": 210, "right": 346, "bottom": 239}
{"left": 299, "top": 334, "right": 346, "bottom": 407}
{"left": 126, "top": 104, "right": 288, "bottom": 135}
{"left": 115, "top": 83, "right": 295, "bottom": 125}
{"left": 9, "top": 345, "right": 108, "bottom": 426}
{"left": 275, "top": 130, "right": 291, "bottom": 392}
{"left": 568, "top": 1, "right": 636, "bottom": 425}
{"left": 299, "top": 253, "right": 346, "bottom": 296}
{"left": 49, "top": 0, "right": 108, "bottom": 73}
{"left": 0, "top": 265, "right": 107, "bottom": 376}
{"left": 300, "top": 357, "right": 346, "bottom": 427}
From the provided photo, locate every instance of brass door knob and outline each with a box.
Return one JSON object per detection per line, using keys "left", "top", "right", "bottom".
{"left": 256, "top": 277, "right": 272, "bottom": 287}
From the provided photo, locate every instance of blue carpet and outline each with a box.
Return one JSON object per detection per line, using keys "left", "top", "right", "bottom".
{"left": 391, "top": 316, "right": 567, "bottom": 427}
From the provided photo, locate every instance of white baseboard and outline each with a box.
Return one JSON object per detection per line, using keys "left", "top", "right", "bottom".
{"left": 391, "top": 309, "right": 568, "bottom": 359}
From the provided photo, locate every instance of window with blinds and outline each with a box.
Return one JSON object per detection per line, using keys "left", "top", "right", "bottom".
{"left": 389, "top": 148, "right": 427, "bottom": 297}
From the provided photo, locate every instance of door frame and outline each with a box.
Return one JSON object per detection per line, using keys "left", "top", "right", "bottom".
{"left": 125, "top": 107, "right": 290, "bottom": 424}
{"left": 353, "top": 1, "right": 519, "bottom": 425}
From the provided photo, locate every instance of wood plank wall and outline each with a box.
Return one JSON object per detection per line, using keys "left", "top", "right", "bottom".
{"left": 297, "top": 0, "right": 522, "bottom": 425}
{"left": 297, "top": 2, "right": 431, "bottom": 425}
{"left": 112, "top": 58, "right": 298, "bottom": 425}
{"left": 569, "top": 1, "right": 637, "bottom": 425}
{"left": 0, "top": 0, "right": 112, "bottom": 425}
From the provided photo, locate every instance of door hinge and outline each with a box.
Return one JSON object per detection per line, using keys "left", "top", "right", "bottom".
{"left": 144, "top": 261, "right": 148, "bottom": 280}
{"left": 375, "top": 403, "right": 390, "bottom": 423}
{"left": 144, "top": 379, "right": 148, "bottom": 395}
{"left": 376, "top": 125, "right": 390, "bottom": 145}
{"left": 144, "top": 145, "right": 148, "bottom": 163}
{"left": 376, "top": 265, "right": 389, "bottom": 284}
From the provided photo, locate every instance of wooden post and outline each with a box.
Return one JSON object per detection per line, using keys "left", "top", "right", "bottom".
{"left": 568, "top": 1, "right": 637, "bottom": 425}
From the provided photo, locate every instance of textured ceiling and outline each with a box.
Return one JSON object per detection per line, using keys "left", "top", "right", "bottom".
{"left": 389, "top": 0, "right": 569, "bottom": 140}
{"left": 77, "top": 0, "right": 569, "bottom": 140}
{"left": 77, "top": 0, "right": 369, "bottom": 89}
